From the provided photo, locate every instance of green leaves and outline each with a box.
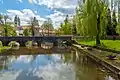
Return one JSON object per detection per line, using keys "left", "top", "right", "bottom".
{"left": 75, "top": 0, "right": 108, "bottom": 37}
{"left": 23, "top": 28, "right": 31, "bottom": 36}
{"left": 41, "top": 18, "right": 53, "bottom": 30}
{"left": 1, "top": 24, "right": 17, "bottom": 36}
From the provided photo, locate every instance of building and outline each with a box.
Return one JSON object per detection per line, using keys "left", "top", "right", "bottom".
{"left": 34, "top": 27, "right": 56, "bottom": 36}
{"left": 16, "top": 25, "right": 32, "bottom": 36}
{"left": 16, "top": 26, "right": 24, "bottom": 36}
{"left": 15, "top": 24, "right": 56, "bottom": 36}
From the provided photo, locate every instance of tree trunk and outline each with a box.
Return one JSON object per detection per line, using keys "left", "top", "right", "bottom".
{"left": 4, "top": 21, "right": 8, "bottom": 37}
{"left": 31, "top": 24, "right": 34, "bottom": 36}
{"left": 96, "top": 13, "right": 101, "bottom": 46}
{"left": 5, "top": 28, "right": 7, "bottom": 36}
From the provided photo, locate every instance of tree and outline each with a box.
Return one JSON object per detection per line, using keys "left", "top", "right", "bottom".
{"left": 14, "top": 15, "right": 21, "bottom": 27}
{"left": 118, "top": 0, "right": 120, "bottom": 22}
{"left": 75, "top": 0, "right": 108, "bottom": 46}
{"left": 83, "top": 0, "right": 85, "bottom": 3}
{"left": 47, "top": 18, "right": 53, "bottom": 36}
{"left": 0, "top": 15, "right": 9, "bottom": 36}
{"left": 59, "top": 23, "right": 64, "bottom": 34}
{"left": 30, "top": 17, "right": 39, "bottom": 36}
{"left": 1, "top": 23, "right": 17, "bottom": 36}
{"left": 0, "top": 14, "right": 3, "bottom": 24}
{"left": 0, "top": 14, "right": 17, "bottom": 36}
{"left": 106, "top": 8, "right": 112, "bottom": 35}
{"left": 23, "top": 28, "right": 31, "bottom": 36}
{"left": 72, "top": 16, "right": 77, "bottom": 35}
{"left": 4, "top": 15, "right": 8, "bottom": 24}
{"left": 41, "top": 18, "right": 53, "bottom": 36}
{"left": 3, "top": 15, "right": 9, "bottom": 36}
{"left": 18, "top": 17, "right": 21, "bottom": 26}
{"left": 14, "top": 15, "right": 18, "bottom": 27}
{"left": 112, "top": 9, "right": 117, "bottom": 35}
{"left": 59, "top": 15, "right": 71, "bottom": 35}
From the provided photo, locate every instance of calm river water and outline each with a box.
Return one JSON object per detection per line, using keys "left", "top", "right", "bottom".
{"left": 0, "top": 47, "right": 118, "bottom": 80}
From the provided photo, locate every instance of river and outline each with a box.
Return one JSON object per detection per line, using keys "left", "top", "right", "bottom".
{"left": 0, "top": 47, "right": 118, "bottom": 80}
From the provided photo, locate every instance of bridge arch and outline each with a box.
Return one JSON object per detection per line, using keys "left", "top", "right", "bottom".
{"left": 0, "top": 36, "right": 72, "bottom": 46}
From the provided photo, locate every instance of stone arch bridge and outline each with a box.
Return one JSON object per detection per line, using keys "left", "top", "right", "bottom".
{"left": 0, "top": 36, "right": 72, "bottom": 46}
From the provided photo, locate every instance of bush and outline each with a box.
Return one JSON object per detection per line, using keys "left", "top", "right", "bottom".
{"left": 0, "top": 41, "right": 3, "bottom": 47}
{"left": 25, "top": 41, "right": 33, "bottom": 47}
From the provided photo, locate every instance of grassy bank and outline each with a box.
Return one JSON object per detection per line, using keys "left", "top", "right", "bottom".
{"left": 78, "top": 40, "right": 120, "bottom": 51}
{"left": 0, "top": 46, "right": 11, "bottom": 53}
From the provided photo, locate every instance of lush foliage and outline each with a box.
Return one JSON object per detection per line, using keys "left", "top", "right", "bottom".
{"left": 1, "top": 24, "right": 17, "bottom": 36}
{"left": 116, "top": 23, "right": 120, "bottom": 34}
{"left": 59, "top": 15, "right": 72, "bottom": 35}
{"left": 23, "top": 28, "right": 31, "bottom": 36}
{"left": 0, "top": 41, "right": 3, "bottom": 47}
{"left": 0, "top": 15, "right": 17, "bottom": 36}
{"left": 25, "top": 41, "right": 33, "bottom": 47}
{"left": 41, "top": 18, "right": 53, "bottom": 30}
{"left": 41, "top": 18, "right": 54, "bottom": 36}
{"left": 75, "top": 0, "right": 109, "bottom": 45}
{"left": 112, "top": 10, "right": 117, "bottom": 35}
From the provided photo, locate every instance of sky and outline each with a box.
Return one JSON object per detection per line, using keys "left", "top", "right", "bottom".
{"left": 0, "top": 0, "right": 78, "bottom": 28}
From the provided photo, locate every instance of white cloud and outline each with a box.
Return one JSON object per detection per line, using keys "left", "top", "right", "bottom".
{"left": 27, "top": 0, "right": 77, "bottom": 28}
{"left": 6, "top": 9, "right": 45, "bottom": 26}
{"left": 5, "top": 9, "right": 67, "bottom": 28}
{"left": 46, "top": 11, "right": 65, "bottom": 28}
{"left": 34, "top": 61, "right": 75, "bottom": 80}
{"left": 28, "top": 0, "right": 33, "bottom": 4}
{"left": 17, "top": 0, "right": 23, "bottom": 3}
{"left": 28, "top": 0, "right": 77, "bottom": 9}
{"left": 46, "top": 10, "right": 73, "bottom": 28}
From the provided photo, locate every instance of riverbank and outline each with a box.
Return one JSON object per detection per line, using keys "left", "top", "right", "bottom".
{"left": 77, "top": 40, "right": 120, "bottom": 51}
{"left": 0, "top": 46, "right": 11, "bottom": 53}
{"left": 73, "top": 44, "right": 120, "bottom": 79}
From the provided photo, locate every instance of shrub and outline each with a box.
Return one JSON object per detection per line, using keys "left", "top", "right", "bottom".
{"left": 25, "top": 41, "right": 33, "bottom": 47}
{"left": 0, "top": 41, "right": 3, "bottom": 47}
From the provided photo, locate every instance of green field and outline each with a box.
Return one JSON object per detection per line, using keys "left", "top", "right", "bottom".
{"left": 78, "top": 40, "right": 120, "bottom": 51}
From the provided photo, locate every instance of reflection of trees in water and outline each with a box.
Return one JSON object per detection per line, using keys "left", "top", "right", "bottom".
{"left": 63, "top": 53, "right": 72, "bottom": 64}
{"left": 0, "top": 56, "right": 8, "bottom": 71}
{"left": 73, "top": 50, "right": 118, "bottom": 80}
{"left": 32, "top": 55, "right": 37, "bottom": 62}
{"left": 63, "top": 50, "right": 80, "bottom": 64}
{"left": 0, "top": 55, "right": 20, "bottom": 71}
{"left": 46, "top": 54, "right": 52, "bottom": 60}
{"left": 74, "top": 50, "right": 107, "bottom": 80}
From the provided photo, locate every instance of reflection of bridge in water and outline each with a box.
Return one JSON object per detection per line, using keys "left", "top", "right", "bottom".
{"left": 0, "top": 36, "right": 72, "bottom": 46}
{"left": 0, "top": 47, "right": 72, "bottom": 55}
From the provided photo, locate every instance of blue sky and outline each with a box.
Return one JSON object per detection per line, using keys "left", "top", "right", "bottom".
{"left": 0, "top": 0, "right": 78, "bottom": 28}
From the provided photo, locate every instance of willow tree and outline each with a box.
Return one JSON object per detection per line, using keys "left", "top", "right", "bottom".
{"left": 75, "top": 0, "right": 108, "bottom": 46}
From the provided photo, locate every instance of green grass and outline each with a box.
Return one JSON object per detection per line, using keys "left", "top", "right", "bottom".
{"left": 78, "top": 40, "right": 120, "bottom": 51}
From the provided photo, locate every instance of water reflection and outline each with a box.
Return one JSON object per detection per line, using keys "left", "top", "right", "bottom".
{"left": 0, "top": 48, "right": 118, "bottom": 80}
